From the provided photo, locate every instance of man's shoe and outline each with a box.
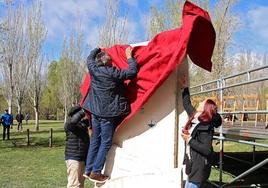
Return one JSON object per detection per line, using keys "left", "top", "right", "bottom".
{"left": 88, "top": 172, "right": 109, "bottom": 183}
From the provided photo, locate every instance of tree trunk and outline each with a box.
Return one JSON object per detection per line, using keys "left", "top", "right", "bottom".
{"left": 34, "top": 107, "right": 39, "bottom": 131}
{"left": 17, "top": 102, "right": 22, "bottom": 114}
{"left": 8, "top": 97, "right": 12, "bottom": 114}
{"left": 8, "top": 65, "right": 13, "bottom": 114}
{"left": 64, "top": 105, "right": 67, "bottom": 123}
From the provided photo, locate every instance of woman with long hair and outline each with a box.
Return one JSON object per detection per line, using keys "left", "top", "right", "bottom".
{"left": 180, "top": 76, "right": 222, "bottom": 188}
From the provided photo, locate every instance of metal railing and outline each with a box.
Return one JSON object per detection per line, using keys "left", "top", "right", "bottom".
{"left": 189, "top": 64, "right": 268, "bottom": 187}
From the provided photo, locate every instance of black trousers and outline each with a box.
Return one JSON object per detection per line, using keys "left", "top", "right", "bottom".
{"left": 3, "top": 126, "right": 10, "bottom": 140}
{"left": 17, "top": 122, "right": 22, "bottom": 131}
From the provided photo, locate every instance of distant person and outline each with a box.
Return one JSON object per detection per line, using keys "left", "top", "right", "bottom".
{"left": 16, "top": 113, "right": 24, "bottom": 132}
{"left": 82, "top": 46, "right": 138, "bottom": 183}
{"left": 179, "top": 76, "right": 222, "bottom": 188}
{"left": 65, "top": 105, "right": 90, "bottom": 188}
{"left": 0, "top": 109, "right": 13, "bottom": 140}
{"left": 25, "top": 113, "right": 30, "bottom": 125}
{"left": 243, "top": 113, "right": 248, "bottom": 121}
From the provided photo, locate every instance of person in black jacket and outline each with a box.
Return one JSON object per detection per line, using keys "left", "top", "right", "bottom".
{"left": 65, "top": 106, "right": 90, "bottom": 188}
{"left": 82, "top": 46, "right": 138, "bottom": 183}
{"left": 179, "top": 76, "right": 222, "bottom": 188}
{"left": 16, "top": 113, "right": 24, "bottom": 132}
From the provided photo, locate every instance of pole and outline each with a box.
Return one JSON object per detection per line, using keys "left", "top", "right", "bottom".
{"left": 252, "top": 139, "right": 256, "bottom": 165}
{"left": 174, "top": 68, "right": 179, "bottom": 168}
{"left": 27, "top": 129, "right": 30, "bottom": 146}
{"left": 219, "top": 79, "right": 224, "bottom": 185}
{"left": 49, "top": 128, "right": 53, "bottom": 147}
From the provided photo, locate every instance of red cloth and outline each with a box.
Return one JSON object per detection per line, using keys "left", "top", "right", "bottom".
{"left": 80, "top": 1, "right": 215, "bottom": 130}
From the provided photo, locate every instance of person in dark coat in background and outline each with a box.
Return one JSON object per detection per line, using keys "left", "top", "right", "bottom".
{"left": 82, "top": 46, "right": 138, "bottom": 183}
{"left": 25, "top": 113, "right": 30, "bottom": 125}
{"left": 179, "top": 76, "right": 222, "bottom": 188}
{"left": 65, "top": 105, "right": 90, "bottom": 188}
{"left": 16, "top": 113, "right": 24, "bottom": 132}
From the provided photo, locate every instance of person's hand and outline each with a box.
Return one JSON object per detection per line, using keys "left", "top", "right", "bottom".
{"left": 179, "top": 75, "right": 188, "bottom": 89}
{"left": 181, "top": 132, "right": 191, "bottom": 142}
{"left": 125, "top": 46, "right": 133, "bottom": 59}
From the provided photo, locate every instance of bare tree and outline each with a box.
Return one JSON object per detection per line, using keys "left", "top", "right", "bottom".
{"left": 0, "top": 2, "right": 24, "bottom": 114}
{"left": 148, "top": 0, "right": 183, "bottom": 39}
{"left": 11, "top": 3, "right": 38, "bottom": 117}
{"left": 58, "top": 25, "right": 84, "bottom": 122}
{"left": 26, "top": 1, "right": 47, "bottom": 131}
{"left": 98, "top": 0, "right": 128, "bottom": 47}
{"left": 211, "top": 0, "right": 240, "bottom": 79}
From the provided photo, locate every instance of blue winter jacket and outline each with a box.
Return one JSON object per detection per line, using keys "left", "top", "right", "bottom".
{"left": 82, "top": 48, "right": 138, "bottom": 117}
{"left": 0, "top": 112, "right": 13, "bottom": 127}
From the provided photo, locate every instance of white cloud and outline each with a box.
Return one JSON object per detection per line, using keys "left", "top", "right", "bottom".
{"left": 248, "top": 6, "right": 268, "bottom": 41}
{"left": 126, "top": 16, "right": 149, "bottom": 44}
{"left": 40, "top": 0, "right": 105, "bottom": 43}
{"left": 85, "top": 25, "right": 100, "bottom": 48}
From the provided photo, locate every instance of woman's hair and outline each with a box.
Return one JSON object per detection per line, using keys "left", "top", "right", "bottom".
{"left": 198, "top": 99, "right": 217, "bottom": 123}
{"left": 184, "top": 99, "right": 220, "bottom": 131}
{"left": 95, "top": 51, "right": 112, "bottom": 66}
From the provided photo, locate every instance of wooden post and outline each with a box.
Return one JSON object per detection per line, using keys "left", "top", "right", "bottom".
{"left": 27, "top": 129, "right": 30, "bottom": 146}
{"left": 49, "top": 128, "right": 53, "bottom": 147}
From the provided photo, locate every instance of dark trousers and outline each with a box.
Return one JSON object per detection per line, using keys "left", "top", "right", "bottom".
{"left": 3, "top": 126, "right": 10, "bottom": 140}
{"left": 17, "top": 122, "right": 22, "bottom": 131}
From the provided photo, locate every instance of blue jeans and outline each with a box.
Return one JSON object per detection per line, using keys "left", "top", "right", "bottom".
{"left": 185, "top": 181, "right": 200, "bottom": 188}
{"left": 85, "top": 114, "right": 116, "bottom": 174}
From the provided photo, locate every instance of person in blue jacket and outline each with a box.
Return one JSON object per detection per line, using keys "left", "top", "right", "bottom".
{"left": 82, "top": 46, "right": 138, "bottom": 183}
{"left": 0, "top": 109, "right": 13, "bottom": 140}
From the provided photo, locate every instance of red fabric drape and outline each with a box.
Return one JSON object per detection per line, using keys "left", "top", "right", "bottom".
{"left": 80, "top": 1, "right": 215, "bottom": 130}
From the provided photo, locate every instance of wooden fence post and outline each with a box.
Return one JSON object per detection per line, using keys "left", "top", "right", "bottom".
{"left": 49, "top": 128, "right": 53, "bottom": 147}
{"left": 27, "top": 129, "right": 30, "bottom": 146}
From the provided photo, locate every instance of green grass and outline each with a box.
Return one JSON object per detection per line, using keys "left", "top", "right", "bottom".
{"left": 0, "top": 120, "right": 94, "bottom": 188}
{"left": 1, "top": 121, "right": 267, "bottom": 187}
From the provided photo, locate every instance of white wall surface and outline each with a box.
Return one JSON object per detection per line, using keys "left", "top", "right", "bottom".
{"left": 96, "top": 56, "right": 189, "bottom": 188}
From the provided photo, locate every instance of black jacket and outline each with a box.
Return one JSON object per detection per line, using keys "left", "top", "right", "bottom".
{"left": 64, "top": 110, "right": 90, "bottom": 161}
{"left": 82, "top": 48, "right": 138, "bottom": 117}
{"left": 16, "top": 114, "right": 24, "bottom": 123}
{"left": 182, "top": 87, "right": 221, "bottom": 185}
{"left": 187, "top": 122, "right": 214, "bottom": 185}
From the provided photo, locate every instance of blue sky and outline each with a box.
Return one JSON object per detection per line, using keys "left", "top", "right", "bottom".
{"left": 232, "top": 0, "right": 268, "bottom": 54}
{"left": 1, "top": 0, "right": 268, "bottom": 61}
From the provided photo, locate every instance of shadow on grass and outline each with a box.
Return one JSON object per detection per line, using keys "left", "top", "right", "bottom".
{"left": 209, "top": 151, "right": 268, "bottom": 187}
